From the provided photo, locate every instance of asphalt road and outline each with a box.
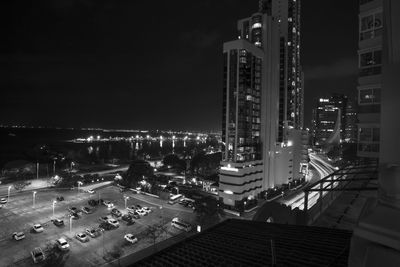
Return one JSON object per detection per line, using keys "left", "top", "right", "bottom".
{"left": 0, "top": 185, "right": 197, "bottom": 266}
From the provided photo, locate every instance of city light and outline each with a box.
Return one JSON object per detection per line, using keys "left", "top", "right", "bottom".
{"left": 221, "top": 166, "right": 239, "bottom": 172}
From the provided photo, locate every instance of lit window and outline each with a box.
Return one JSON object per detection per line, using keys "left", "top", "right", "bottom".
{"left": 359, "top": 88, "right": 381, "bottom": 104}
{"left": 360, "top": 12, "right": 383, "bottom": 41}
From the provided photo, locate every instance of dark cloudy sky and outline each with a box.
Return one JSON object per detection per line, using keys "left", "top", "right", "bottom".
{"left": 1, "top": 0, "right": 358, "bottom": 131}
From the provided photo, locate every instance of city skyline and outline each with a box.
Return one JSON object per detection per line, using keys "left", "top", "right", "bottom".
{"left": 2, "top": 0, "right": 358, "bottom": 131}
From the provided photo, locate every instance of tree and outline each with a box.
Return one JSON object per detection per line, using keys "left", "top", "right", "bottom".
{"left": 144, "top": 220, "right": 169, "bottom": 249}
{"left": 194, "top": 196, "right": 224, "bottom": 229}
{"left": 43, "top": 241, "right": 69, "bottom": 266}
{"left": 13, "top": 181, "right": 29, "bottom": 192}
{"left": 162, "top": 154, "right": 186, "bottom": 172}
{"left": 122, "top": 160, "right": 154, "bottom": 188}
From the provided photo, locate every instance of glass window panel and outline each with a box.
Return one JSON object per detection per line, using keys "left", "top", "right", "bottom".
{"left": 374, "top": 13, "right": 383, "bottom": 28}
{"left": 373, "top": 128, "right": 380, "bottom": 142}
{"left": 374, "top": 50, "right": 382, "bottom": 64}
{"left": 361, "top": 15, "right": 373, "bottom": 31}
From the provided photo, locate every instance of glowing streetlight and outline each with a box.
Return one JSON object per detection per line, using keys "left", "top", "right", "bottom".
{"left": 8, "top": 186, "right": 11, "bottom": 201}
{"left": 33, "top": 191, "right": 37, "bottom": 208}
{"left": 77, "top": 181, "right": 83, "bottom": 192}
{"left": 124, "top": 196, "right": 129, "bottom": 209}
{"left": 52, "top": 200, "right": 57, "bottom": 217}
{"left": 69, "top": 216, "right": 73, "bottom": 233}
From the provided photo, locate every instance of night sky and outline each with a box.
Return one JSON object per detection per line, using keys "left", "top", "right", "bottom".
{"left": 1, "top": 0, "right": 358, "bottom": 131}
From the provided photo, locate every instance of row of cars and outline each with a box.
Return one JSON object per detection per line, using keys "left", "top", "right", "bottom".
{"left": 29, "top": 199, "right": 141, "bottom": 264}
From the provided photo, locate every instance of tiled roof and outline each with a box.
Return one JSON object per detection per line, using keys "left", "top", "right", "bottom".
{"left": 133, "top": 219, "right": 352, "bottom": 267}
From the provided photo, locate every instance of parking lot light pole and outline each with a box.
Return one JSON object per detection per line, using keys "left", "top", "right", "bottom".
{"left": 33, "top": 191, "right": 37, "bottom": 208}
{"left": 77, "top": 181, "right": 83, "bottom": 192}
{"left": 8, "top": 186, "right": 11, "bottom": 202}
{"left": 124, "top": 196, "right": 129, "bottom": 209}
{"left": 52, "top": 200, "right": 56, "bottom": 218}
{"left": 70, "top": 216, "right": 73, "bottom": 233}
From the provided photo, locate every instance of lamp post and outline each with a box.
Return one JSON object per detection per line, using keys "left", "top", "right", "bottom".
{"left": 69, "top": 216, "right": 73, "bottom": 233}
{"left": 33, "top": 191, "right": 37, "bottom": 208}
{"left": 8, "top": 186, "right": 11, "bottom": 202}
{"left": 53, "top": 159, "right": 56, "bottom": 175}
{"left": 77, "top": 181, "right": 82, "bottom": 192}
{"left": 36, "top": 162, "right": 39, "bottom": 179}
{"left": 124, "top": 196, "right": 129, "bottom": 209}
{"left": 52, "top": 200, "right": 56, "bottom": 218}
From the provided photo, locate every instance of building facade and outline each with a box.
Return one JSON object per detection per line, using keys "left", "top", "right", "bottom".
{"left": 344, "top": 98, "right": 358, "bottom": 143}
{"left": 357, "top": 0, "right": 382, "bottom": 159}
{"left": 220, "top": 0, "right": 304, "bottom": 212}
{"left": 312, "top": 94, "right": 348, "bottom": 148}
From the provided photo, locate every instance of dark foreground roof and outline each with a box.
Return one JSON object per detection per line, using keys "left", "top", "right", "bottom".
{"left": 133, "top": 219, "right": 352, "bottom": 267}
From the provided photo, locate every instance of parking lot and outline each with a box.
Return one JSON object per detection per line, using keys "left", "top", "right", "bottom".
{"left": 0, "top": 185, "right": 197, "bottom": 266}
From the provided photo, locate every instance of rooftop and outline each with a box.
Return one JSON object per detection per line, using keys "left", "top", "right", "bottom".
{"left": 133, "top": 219, "right": 352, "bottom": 267}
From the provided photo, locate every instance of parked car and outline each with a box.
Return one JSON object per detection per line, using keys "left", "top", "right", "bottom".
{"left": 88, "top": 199, "right": 99, "bottom": 206}
{"left": 56, "top": 238, "right": 70, "bottom": 251}
{"left": 99, "top": 216, "right": 110, "bottom": 223}
{"left": 56, "top": 196, "right": 64, "bottom": 201}
{"left": 52, "top": 219, "right": 64, "bottom": 226}
{"left": 102, "top": 200, "right": 114, "bottom": 208}
{"left": 31, "top": 247, "right": 45, "bottom": 263}
{"left": 99, "top": 222, "right": 114, "bottom": 231}
{"left": 124, "top": 234, "right": 138, "bottom": 244}
{"left": 68, "top": 207, "right": 78, "bottom": 213}
{"left": 86, "top": 228, "right": 101, "bottom": 238}
{"left": 121, "top": 214, "right": 135, "bottom": 225}
{"left": 136, "top": 204, "right": 142, "bottom": 209}
{"left": 126, "top": 206, "right": 136, "bottom": 213}
{"left": 111, "top": 208, "right": 122, "bottom": 218}
{"left": 128, "top": 211, "right": 140, "bottom": 219}
{"left": 81, "top": 206, "right": 92, "bottom": 214}
{"left": 75, "top": 233, "right": 89, "bottom": 243}
{"left": 142, "top": 207, "right": 152, "bottom": 214}
{"left": 136, "top": 209, "right": 147, "bottom": 216}
{"left": 12, "top": 232, "right": 25, "bottom": 241}
{"left": 0, "top": 198, "right": 7, "bottom": 204}
{"left": 107, "top": 218, "right": 119, "bottom": 228}
{"left": 86, "top": 189, "right": 95, "bottom": 194}
{"left": 32, "top": 224, "right": 44, "bottom": 233}
{"left": 69, "top": 212, "right": 79, "bottom": 220}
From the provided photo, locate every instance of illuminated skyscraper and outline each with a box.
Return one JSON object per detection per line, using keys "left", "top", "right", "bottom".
{"left": 220, "top": 0, "right": 304, "bottom": 213}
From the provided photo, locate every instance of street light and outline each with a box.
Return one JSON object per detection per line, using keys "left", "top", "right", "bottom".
{"left": 8, "top": 186, "right": 11, "bottom": 202}
{"left": 69, "top": 216, "right": 73, "bottom": 233}
{"left": 52, "top": 200, "right": 57, "bottom": 217}
{"left": 33, "top": 191, "right": 37, "bottom": 208}
{"left": 36, "top": 162, "right": 39, "bottom": 179}
{"left": 77, "top": 181, "right": 83, "bottom": 192}
{"left": 124, "top": 196, "right": 129, "bottom": 209}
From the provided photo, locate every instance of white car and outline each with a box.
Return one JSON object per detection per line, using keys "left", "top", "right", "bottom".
{"left": 33, "top": 224, "right": 44, "bottom": 233}
{"left": 56, "top": 238, "right": 70, "bottom": 250}
{"left": 0, "top": 198, "right": 7, "bottom": 204}
{"left": 142, "top": 207, "right": 152, "bottom": 214}
{"left": 12, "top": 232, "right": 25, "bottom": 241}
{"left": 75, "top": 232, "right": 89, "bottom": 242}
{"left": 126, "top": 206, "right": 136, "bottom": 213}
{"left": 107, "top": 218, "right": 119, "bottom": 228}
{"left": 124, "top": 234, "right": 138, "bottom": 244}
{"left": 103, "top": 201, "right": 114, "bottom": 208}
{"left": 136, "top": 209, "right": 147, "bottom": 216}
{"left": 87, "top": 189, "right": 95, "bottom": 194}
